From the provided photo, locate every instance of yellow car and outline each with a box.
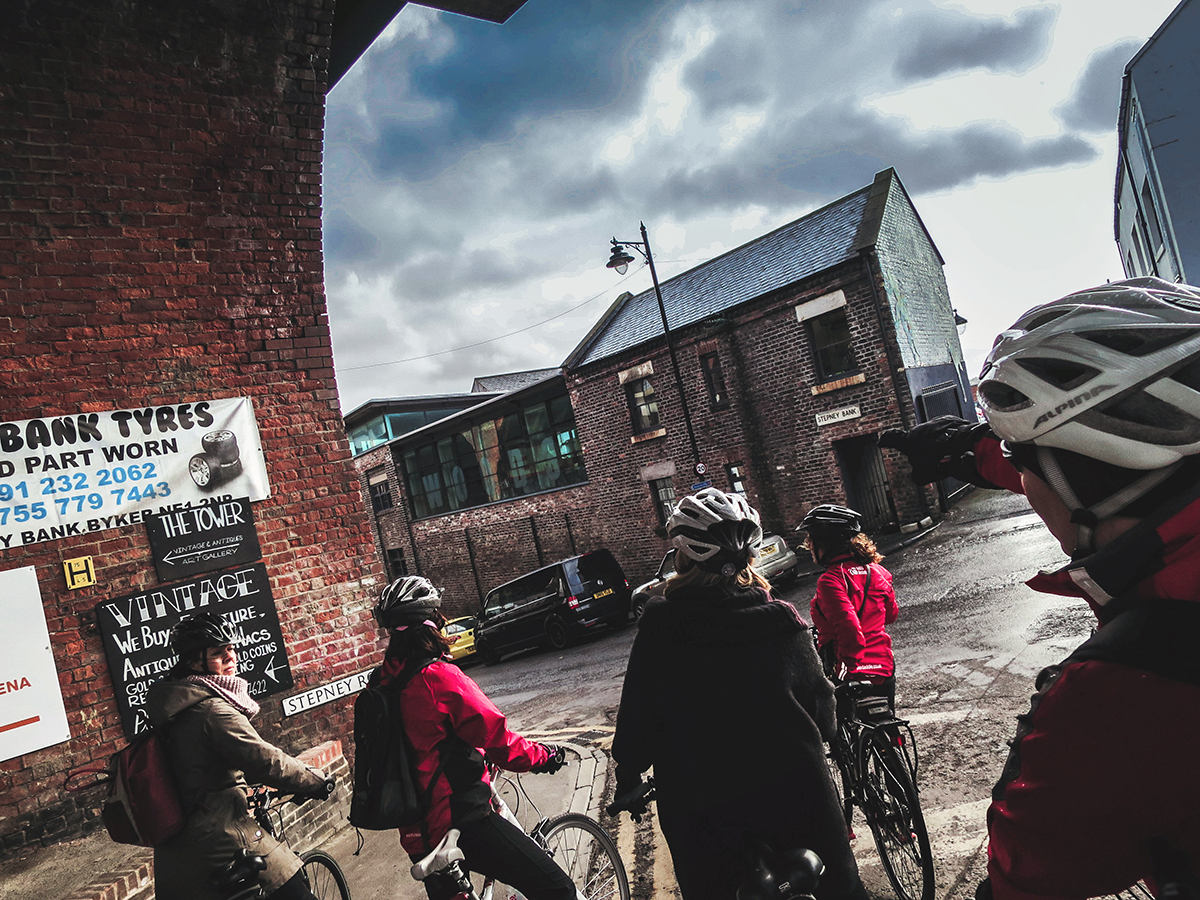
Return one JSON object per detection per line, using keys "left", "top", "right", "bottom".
{"left": 444, "top": 616, "right": 477, "bottom": 663}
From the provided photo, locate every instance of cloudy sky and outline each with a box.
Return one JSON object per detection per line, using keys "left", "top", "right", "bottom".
{"left": 324, "top": 0, "right": 1181, "bottom": 413}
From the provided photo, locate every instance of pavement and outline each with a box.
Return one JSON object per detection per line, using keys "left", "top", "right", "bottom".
{"left": 0, "top": 741, "right": 610, "bottom": 900}
{"left": 0, "top": 517, "right": 945, "bottom": 900}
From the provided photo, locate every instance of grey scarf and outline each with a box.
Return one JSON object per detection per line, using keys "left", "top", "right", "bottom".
{"left": 185, "top": 673, "right": 260, "bottom": 717}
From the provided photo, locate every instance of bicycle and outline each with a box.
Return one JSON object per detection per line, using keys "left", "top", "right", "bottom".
{"left": 827, "top": 681, "right": 934, "bottom": 900}
{"left": 606, "top": 778, "right": 826, "bottom": 900}
{"left": 215, "top": 783, "right": 351, "bottom": 900}
{"left": 412, "top": 757, "right": 630, "bottom": 900}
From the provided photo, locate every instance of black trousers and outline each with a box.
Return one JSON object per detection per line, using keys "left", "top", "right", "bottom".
{"left": 267, "top": 867, "right": 317, "bottom": 900}
{"left": 425, "top": 812, "right": 576, "bottom": 900}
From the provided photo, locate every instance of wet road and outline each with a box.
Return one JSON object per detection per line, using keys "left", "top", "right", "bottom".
{"left": 468, "top": 487, "right": 1096, "bottom": 899}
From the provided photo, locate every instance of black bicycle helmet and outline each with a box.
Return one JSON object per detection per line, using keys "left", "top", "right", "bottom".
{"left": 666, "top": 488, "right": 763, "bottom": 576}
{"left": 374, "top": 575, "right": 442, "bottom": 628}
{"left": 170, "top": 611, "right": 236, "bottom": 656}
{"left": 798, "top": 504, "right": 862, "bottom": 538}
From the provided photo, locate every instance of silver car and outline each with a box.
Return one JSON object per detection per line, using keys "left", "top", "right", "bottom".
{"left": 631, "top": 533, "right": 799, "bottom": 619}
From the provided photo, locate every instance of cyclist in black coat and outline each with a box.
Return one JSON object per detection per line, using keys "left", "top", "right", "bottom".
{"left": 611, "top": 489, "right": 867, "bottom": 900}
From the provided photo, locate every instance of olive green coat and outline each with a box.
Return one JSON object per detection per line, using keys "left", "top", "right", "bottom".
{"left": 145, "top": 679, "right": 325, "bottom": 900}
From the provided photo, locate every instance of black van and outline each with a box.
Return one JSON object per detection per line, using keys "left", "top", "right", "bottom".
{"left": 474, "top": 549, "right": 631, "bottom": 665}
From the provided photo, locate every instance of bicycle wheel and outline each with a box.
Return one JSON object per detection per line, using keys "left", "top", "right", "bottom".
{"left": 301, "top": 850, "right": 351, "bottom": 900}
{"left": 539, "top": 813, "right": 631, "bottom": 900}
{"left": 860, "top": 738, "right": 935, "bottom": 900}
{"left": 828, "top": 728, "right": 856, "bottom": 831}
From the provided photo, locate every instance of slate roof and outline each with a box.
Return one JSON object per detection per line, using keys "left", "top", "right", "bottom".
{"left": 471, "top": 368, "right": 561, "bottom": 393}
{"left": 565, "top": 174, "right": 889, "bottom": 370}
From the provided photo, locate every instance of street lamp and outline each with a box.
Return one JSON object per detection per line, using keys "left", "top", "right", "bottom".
{"left": 953, "top": 309, "right": 968, "bottom": 336}
{"left": 606, "top": 222, "right": 701, "bottom": 468}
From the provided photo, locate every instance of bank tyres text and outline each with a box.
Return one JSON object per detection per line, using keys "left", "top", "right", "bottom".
{"left": 95, "top": 563, "right": 293, "bottom": 737}
{"left": 0, "top": 397, "right": 269, "bottom": 549}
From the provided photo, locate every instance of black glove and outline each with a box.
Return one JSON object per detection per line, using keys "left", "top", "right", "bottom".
{"left": 879, "top": 416, "right": 999, "bottom": 487}
{"left": 291, "top": 774, "right": 336, "bottom": 805}
{"left": 529, "top": 744, "right": 566, "bottom": 774}
{"left": 608, "top": 772, "right": 655, "bottom": 822}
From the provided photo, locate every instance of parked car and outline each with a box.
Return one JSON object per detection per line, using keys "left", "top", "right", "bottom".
{"left": 443, "top": 616, "right": 477, "bottom": 663}
{"left": 630, "top": 533, "right": 800, "bottom": 619}
{"left": 474, "top": 549, "right": 632, "bottom": 665}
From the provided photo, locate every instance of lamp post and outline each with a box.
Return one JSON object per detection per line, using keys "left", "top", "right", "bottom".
{"left": 606, "top": 222, "right": 701, "bottom": 469}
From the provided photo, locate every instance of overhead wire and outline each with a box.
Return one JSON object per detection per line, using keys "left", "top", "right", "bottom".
{"left": 339, "top": 262, "right": 646, "bottom": 372}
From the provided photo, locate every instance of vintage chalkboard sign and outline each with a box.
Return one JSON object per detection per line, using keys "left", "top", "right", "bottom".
{"left": 95, "top": 563, "right": 293, "bottom": 737}
{"left": 145, "top": 496, "right": 262, "bottom": 581}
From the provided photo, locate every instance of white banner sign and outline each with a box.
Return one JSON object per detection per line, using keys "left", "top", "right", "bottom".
{"left": 0, "top": 397, "right": 270, "bottom": 549}
{"left": 0, "top": 566, "right": 71, "bottom": 762}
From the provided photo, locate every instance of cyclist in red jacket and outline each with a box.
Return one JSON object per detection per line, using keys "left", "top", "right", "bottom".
{"left": 371, "top": 576, "right": 574, "bottom": 900}
{"left": 880, "top": 277, "right": 1200, "bottom": 900}
{"left": 801, "top": 504, "right": 899, "bottom": 708}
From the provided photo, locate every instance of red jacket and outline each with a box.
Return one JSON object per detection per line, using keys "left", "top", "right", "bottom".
{"left": 379, "top": 656, "right": 551, "bottom": 857}
{"left": 810, "top": 556, "right": 898, "bottom": 679}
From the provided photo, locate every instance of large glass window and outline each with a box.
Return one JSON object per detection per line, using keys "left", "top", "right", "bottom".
{"left": 810, "top": 308, "right": 857, "bottom": 381}
{"left": 627, "top": 378, "right": 660, "bottom": 434}
{"left": 402, "top": 393, "right": 587, "bottom": 519}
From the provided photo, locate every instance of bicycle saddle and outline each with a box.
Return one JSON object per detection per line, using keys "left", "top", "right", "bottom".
{"left": 736, "top": 845, "right": 824, "bottom": 900}
{"left": 214, "top": 849, "right": 267, "bottom": 893}
{"left": 411, "top": 828, "right": 466, "bottom": 881}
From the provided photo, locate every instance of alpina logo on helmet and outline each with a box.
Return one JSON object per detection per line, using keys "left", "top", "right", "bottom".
{"left": 1031, "top": 383, "right": 1116, "bottom": 429}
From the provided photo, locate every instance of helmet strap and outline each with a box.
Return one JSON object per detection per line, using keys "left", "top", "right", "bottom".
{"left": 1036, "top": 446, "right": 1182, "bottom": 554}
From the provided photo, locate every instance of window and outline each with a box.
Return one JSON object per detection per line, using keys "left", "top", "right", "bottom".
{"left": 385, "top": 548, "right": 407, "bottom": 580}
{"left": 402, "top": 392, "right": 586, "bottom": 519}
{"left": 649, "top": 477, "right": 676, "bottom": 525}
{"left": 726, "top": 463, "right": 747, "bottom": 495}
{"left": 368, "top": 470, "right": 392, "bottom": 512}
{"left": 810, "top": 308, "right": 856, "bottom": 381}
{"left": 1142, "top": 178, "right": 1164, "bottom": 252}
{"left": 700, "top": 352, "right": 728, "bottom": 407}
{"left": 627, "top": 377, "right": 660, "bottom": 434}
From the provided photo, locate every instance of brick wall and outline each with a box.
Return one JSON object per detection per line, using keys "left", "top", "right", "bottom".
{"left": 1, "top": 0, "right": 385, "bottom": 853}
{"left": 567, "top": 258, "right": 935, "bottom": 586}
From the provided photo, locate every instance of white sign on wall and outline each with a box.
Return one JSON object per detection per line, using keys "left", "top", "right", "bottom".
{"left": 0, "top": 397, "right": 270, "bottom": 550}
{"left": 815, "top": 405, "right": 862, "bottom": 427}
{"left": 282, "top": 670, "right": 373, "bottom": 717}
{"left": 0, "top": 566, "right": 71, "bottom": 762}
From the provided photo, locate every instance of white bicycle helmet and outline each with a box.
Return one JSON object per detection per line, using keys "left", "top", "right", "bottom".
{"left": 667, "top": 488, "right": 763, "bottom": 575}
{"left": 978, "top": 277, "right": 1200, "bottom": 470}
{"left": 374, "top": 575, "right": 442, "bottom": 628}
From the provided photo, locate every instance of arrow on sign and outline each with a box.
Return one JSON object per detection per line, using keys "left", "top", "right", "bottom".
{"left": 263, "top": 656, "right": 283, "bottom": 683}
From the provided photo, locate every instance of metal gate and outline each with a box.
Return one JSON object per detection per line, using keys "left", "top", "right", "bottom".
{"left": 918, "top": 381, "right": 964, "bottom": 420}
{"left": 833, "top": 436, "right": 895, "bottom": 532}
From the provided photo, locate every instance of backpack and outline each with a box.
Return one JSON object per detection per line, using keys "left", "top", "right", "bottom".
{"left": 349, "top": 657, "right": 441, "bottom": 831}
{"left": 65, "top": 720, "right": 185, "bottom": 847}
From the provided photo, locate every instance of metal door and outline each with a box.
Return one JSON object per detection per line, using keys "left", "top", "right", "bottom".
{"left": 833, "top": 436, "right": 896, "bottom": 532}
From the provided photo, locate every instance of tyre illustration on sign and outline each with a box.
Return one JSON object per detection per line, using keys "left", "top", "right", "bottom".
{"left": 189, "top": 430, "right": 244, "bottom": 490}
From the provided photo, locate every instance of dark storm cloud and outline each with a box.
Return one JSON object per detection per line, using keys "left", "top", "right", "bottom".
{"left": 347, "top": 0, "right": 677, "bottom": 181}
{"left": 681, "top": 32, "right": 769, "bottom": 115}
{"left": 1053, "top": 39, "right": 1141, "bottom": 131}
{"left": 893, "top": 5, "right": 1058, "bottom": 80}
{"left": 642, "top": 103, "right": 1098, "bottom": 217}
{"left": 324, "top": 210, "right": 382, "bottom": 263}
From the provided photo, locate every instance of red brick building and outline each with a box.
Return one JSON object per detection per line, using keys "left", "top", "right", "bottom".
{"left": 351, "top": 170, "right": 972, "bottom": 608}
{"left": 1, "top": 0, "right": 524, "bottom": 855}
{"left": 564, "top": 169, "right": 972, "bottom": 573}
